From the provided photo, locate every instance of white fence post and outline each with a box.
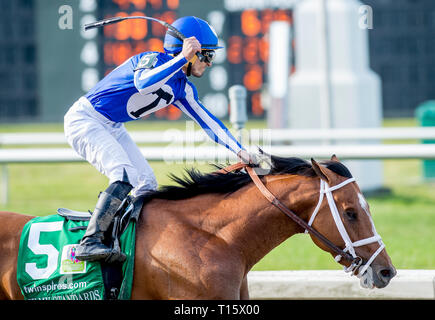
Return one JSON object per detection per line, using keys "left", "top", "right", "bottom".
{"left": 1, "top": 164, "right": 8, "bottom": 205}
{"left": 229, "top": 85, "right": 247, "bottom": 144}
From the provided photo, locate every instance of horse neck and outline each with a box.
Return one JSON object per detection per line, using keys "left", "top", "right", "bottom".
{"left": 203, "top": 174, "right": 319, "bottom": 272}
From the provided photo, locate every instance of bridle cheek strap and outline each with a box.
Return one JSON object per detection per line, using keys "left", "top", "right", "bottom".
{"left": 307, "top": 179, "right": 385, "bottom": 276}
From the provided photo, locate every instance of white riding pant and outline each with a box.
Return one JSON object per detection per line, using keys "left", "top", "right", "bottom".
{"left": 64, "top": 97, "right": 158, "bottom": 197}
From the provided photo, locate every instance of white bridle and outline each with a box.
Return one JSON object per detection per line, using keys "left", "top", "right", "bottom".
{"left": 305, "top": 178, "right": 385, "bottom": 276}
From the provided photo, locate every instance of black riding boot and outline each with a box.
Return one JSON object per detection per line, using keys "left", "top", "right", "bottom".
{"left": 75, "top": 180, "right": 132, "bottom": 262}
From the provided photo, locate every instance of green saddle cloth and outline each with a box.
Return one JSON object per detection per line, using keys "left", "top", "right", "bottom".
{"left": 16, "top": 214, "right": 136, "bottom": 300}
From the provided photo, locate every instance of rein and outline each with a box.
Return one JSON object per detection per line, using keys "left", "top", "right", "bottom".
{"left": 217, "top": 162, "right": 364, "bottom": 274}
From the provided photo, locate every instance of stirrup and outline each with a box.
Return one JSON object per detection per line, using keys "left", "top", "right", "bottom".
{"left": 105, "top": 229, "right": 127, "bottom": 263}
{"left": 76, "top": 243, "right": 126, "bottom": 263}
{"left": 75, "top": 242, "right": 111, "bottom": 262}
{"left": 105, "top": 249, "right": 126, "bottom": 264}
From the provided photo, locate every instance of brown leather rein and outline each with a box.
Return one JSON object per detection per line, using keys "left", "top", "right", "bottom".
{"left": 217, "top": 162, "right": 357, "bottom": 264}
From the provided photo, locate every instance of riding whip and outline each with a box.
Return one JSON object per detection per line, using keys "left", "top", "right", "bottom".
{"left": 84, "top": 16, "right": 206, "bottom": 62}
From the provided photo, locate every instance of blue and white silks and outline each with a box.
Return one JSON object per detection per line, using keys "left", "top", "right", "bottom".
{"left": 65, "top": 52, "right": 244, "bottom": 196}
{"left": 85, "top": 52, "right": 243, "bottom": 154}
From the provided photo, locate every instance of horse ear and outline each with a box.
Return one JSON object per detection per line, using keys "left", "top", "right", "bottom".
{"left": 311, "top": 158, "right": 332, "bottom": 183}
{"left": 331, "top": 154, "right": 340, "bottom": 162}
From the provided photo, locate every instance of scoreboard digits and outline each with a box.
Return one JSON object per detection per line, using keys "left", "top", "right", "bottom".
{"left": 227, "top": 8, "right": 292, "bottom": 117}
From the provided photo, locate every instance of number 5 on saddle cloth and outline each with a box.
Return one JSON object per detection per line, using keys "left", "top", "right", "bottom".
{"left": 16, "top": 197, "right": 144, "bottom": 300}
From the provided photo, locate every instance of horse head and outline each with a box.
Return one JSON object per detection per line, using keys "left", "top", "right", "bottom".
{"left": 307, "top": 155, "right": 396, "bottom": 288}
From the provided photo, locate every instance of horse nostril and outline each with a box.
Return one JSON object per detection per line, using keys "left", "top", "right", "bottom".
{"left": 378, "top": 268, "right": 394, "bottom": 280}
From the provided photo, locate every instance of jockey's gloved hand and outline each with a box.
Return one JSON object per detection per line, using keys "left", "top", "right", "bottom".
{"left": 237, "top": 150, "right": 261, "bottom": 166}
{"left": 181, "top": 36, "right": 201, "bottom": 61}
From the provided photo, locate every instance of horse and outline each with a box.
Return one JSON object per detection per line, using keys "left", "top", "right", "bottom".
{"left": 0, "top": 155, "right": 395, "bottom": 299}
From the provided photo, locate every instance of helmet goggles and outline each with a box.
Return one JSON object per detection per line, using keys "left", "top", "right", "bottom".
{"left": 201, "top": 50, "right": 216, "bottom": 64}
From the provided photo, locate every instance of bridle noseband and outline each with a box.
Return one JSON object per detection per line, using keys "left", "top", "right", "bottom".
{"left": 218, "top": 162, "right": 384, "bottom": 277}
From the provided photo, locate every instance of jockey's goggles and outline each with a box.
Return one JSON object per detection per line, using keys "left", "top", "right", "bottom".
{"left": 201, "top": 50, "right": 216, "bottom": 63}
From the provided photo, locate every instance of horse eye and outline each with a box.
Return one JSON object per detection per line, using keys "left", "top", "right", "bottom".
{"left": 344, "top": 210, "right": 358, "bottom": 221}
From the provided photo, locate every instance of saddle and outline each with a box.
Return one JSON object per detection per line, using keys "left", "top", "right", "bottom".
{"left": 56, "top": 196, "right": 145, "bottom": 300}
{"left": 57, "top": 195, "right": 144, "bottom": 245}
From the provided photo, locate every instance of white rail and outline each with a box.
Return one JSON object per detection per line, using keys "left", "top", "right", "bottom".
{"left": 1, "top": 127, "right": 435, "bottom": 145}
{"left": 268, "top": 127, "right": 435, "bottom": 141}
{"left": 247, "top": 270, "right": 435, "bottom": 299}
{"left": 1, "top": 144, "right": 435, "bottom": 164}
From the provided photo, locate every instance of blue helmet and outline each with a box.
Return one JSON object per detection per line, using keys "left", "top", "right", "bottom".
{"left": 164, "top": 16, "right": 223, "bottom": 54}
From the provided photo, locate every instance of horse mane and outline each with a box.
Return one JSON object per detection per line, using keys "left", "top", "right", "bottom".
{"left": 144, "top": 155, "right": 352, "bottom": 202}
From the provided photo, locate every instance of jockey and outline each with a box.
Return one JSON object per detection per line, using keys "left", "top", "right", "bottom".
{"left": 64, "top": 16, "right": 258, "bottom": 263}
